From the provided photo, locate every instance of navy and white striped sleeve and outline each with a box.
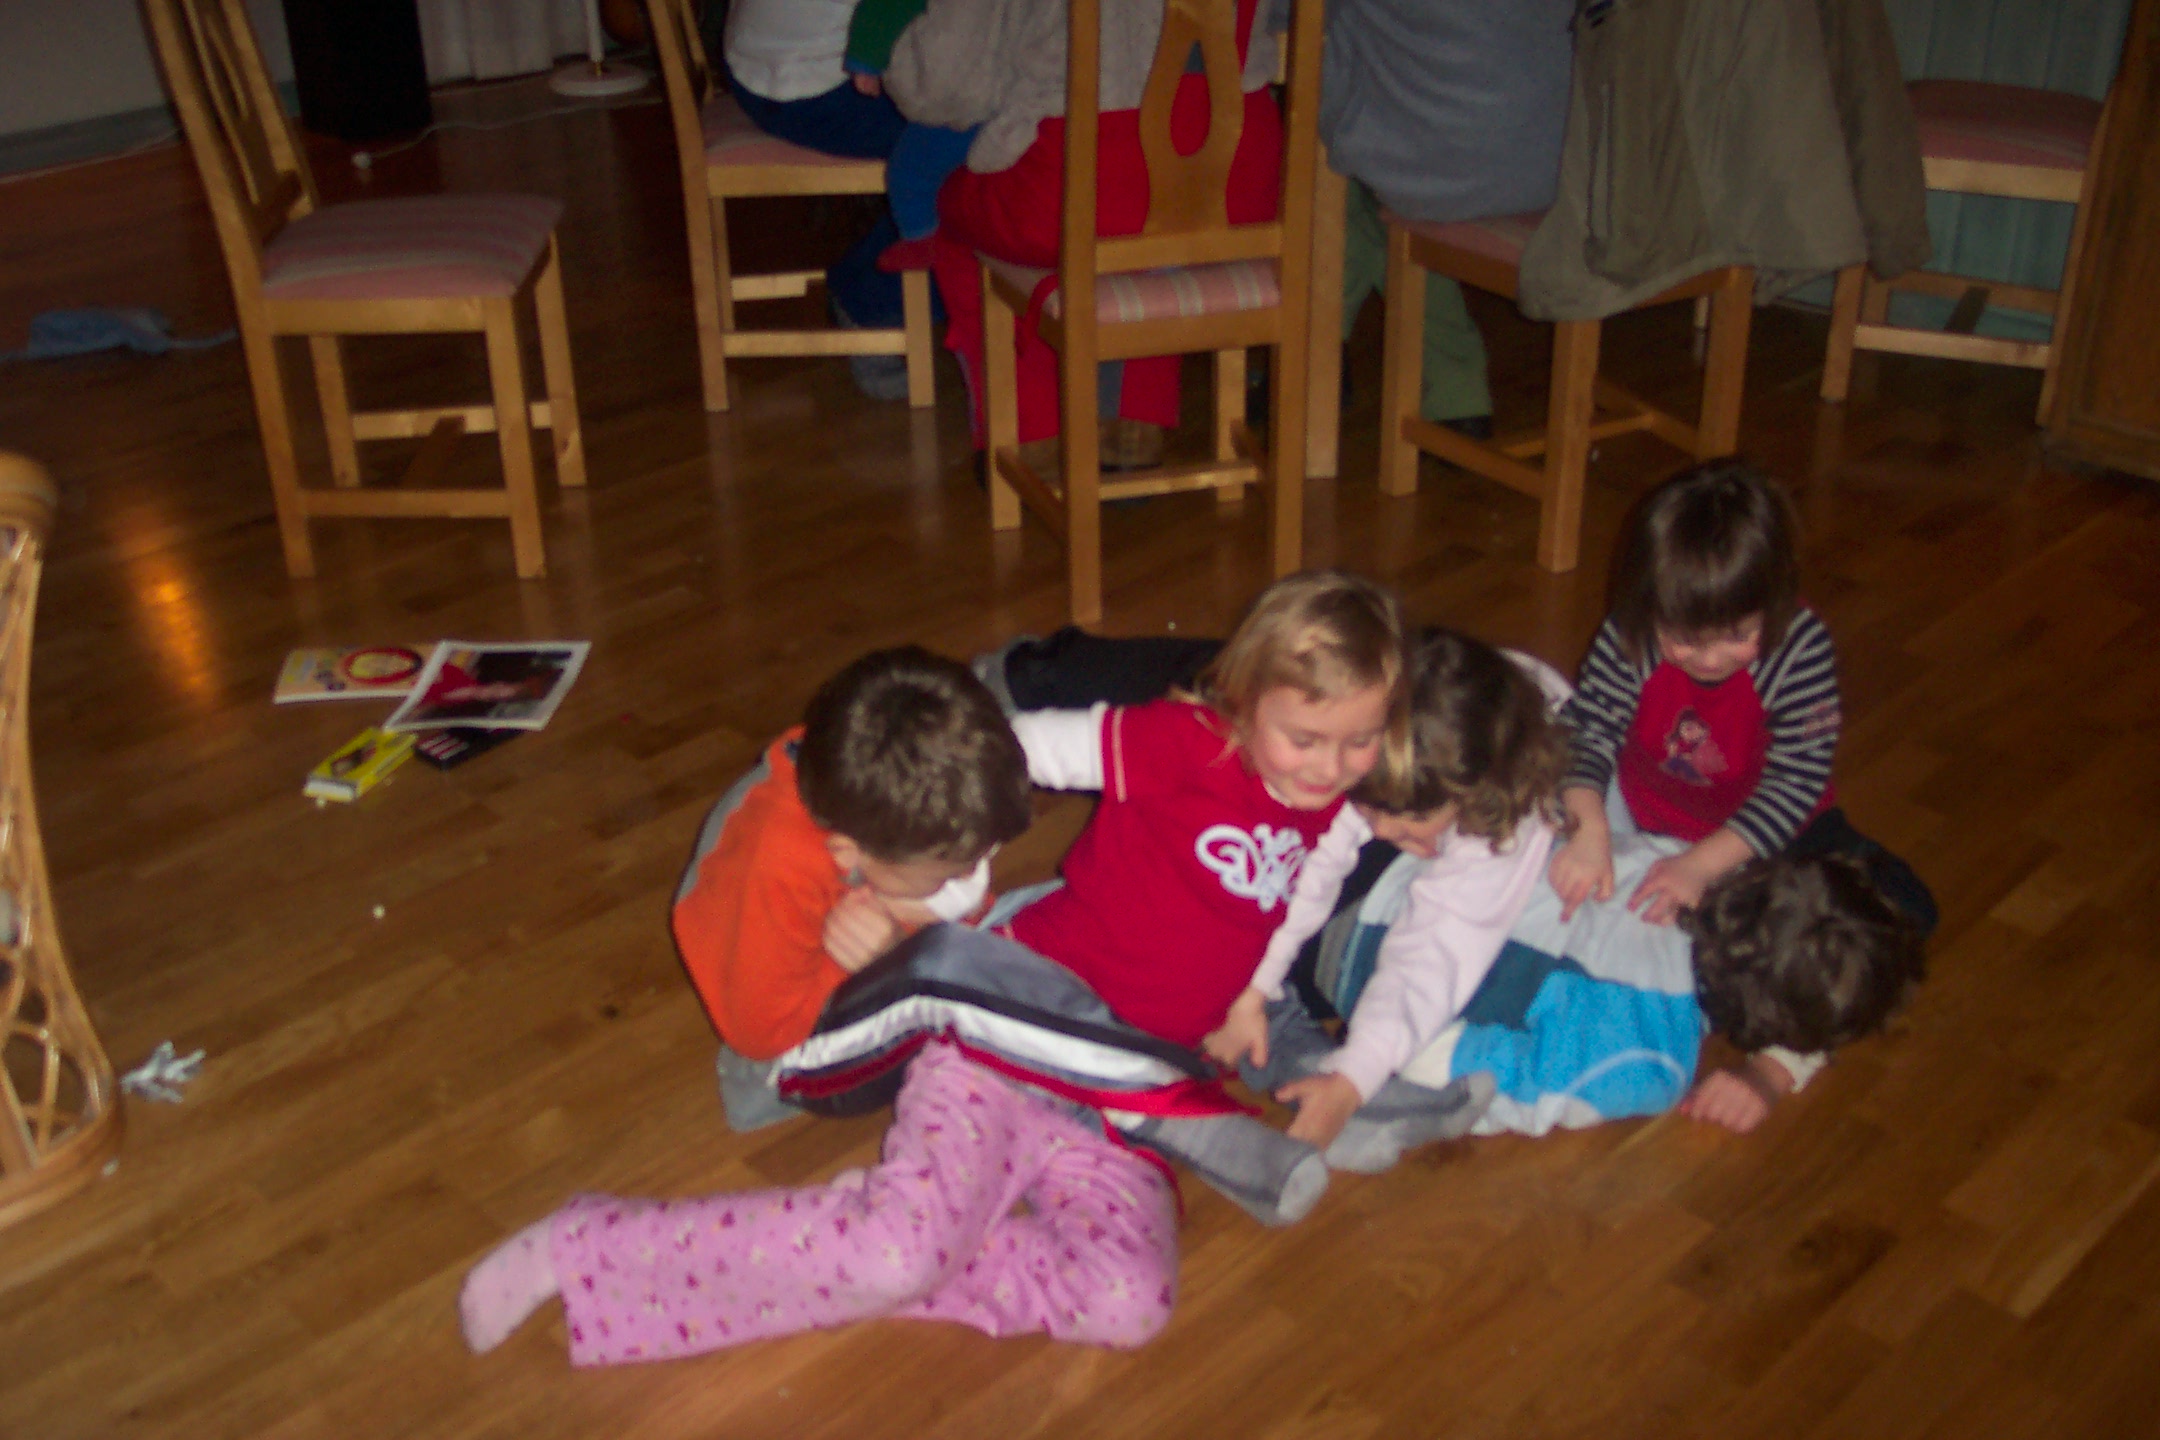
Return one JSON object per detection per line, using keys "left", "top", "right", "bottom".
{"left": 1729, "top": 610, "right": 1841, "bottom": 855}
{"left": 1558, "top": 620, "right": 1646, "bottom": 798}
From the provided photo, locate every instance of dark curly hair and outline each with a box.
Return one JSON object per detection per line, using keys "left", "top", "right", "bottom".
{"left": 796, "top": 646, "right": 1032, "bottom": 863}
{"left": 1349, "top": 628, "right": 1566, "bottom": 844}
{"left": 1683, "top": 854, "right": 1925, "bottom": 1055}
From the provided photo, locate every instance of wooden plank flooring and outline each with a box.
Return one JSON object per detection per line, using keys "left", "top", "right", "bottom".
{"left": 2, "top": 77, "right": 2156, "bottom": 1439}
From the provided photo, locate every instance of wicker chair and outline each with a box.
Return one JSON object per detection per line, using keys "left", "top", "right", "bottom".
{"left": 0, "top": 455, "right": 123, "bottom": 1232}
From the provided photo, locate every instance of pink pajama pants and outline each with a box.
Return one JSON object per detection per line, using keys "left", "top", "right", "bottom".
{"left": 549, "top": 1042, "right": 1178, "bottom": 1365}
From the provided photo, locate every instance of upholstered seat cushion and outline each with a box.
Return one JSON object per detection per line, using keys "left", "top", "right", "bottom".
{"left": 702, "top": 92, "right": 882, "bottom": 169}
{"left": 1385, "top": 211, "right": 1546, "bottom": 270}
{"left": 984, "top": 255, "right": 1281, "bottom": 324}
{"left": 260, "top": 194, "right": 561, "bottom": 302}
{"left": 1908, "top": 79, "right": 2102, "bottom": 172}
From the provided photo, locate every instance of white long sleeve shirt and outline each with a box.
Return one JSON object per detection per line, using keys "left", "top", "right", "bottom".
{"left": 1250, "top": 807, "right": 1556, "bottom": 1101}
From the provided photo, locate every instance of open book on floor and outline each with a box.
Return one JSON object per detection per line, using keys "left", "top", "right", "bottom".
{"left": 382, "top": 641, "right": 590, "bottom": 733}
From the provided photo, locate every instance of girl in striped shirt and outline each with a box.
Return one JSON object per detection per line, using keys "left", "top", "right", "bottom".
{"left": 1550, "top": 460, "right": 1934, "bottom": 1129}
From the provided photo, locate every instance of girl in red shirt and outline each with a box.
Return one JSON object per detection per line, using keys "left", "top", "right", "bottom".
{"left": 1002, "top": 569, "right": 1410, "bottom": 1047}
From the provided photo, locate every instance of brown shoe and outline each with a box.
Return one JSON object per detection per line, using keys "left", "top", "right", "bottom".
{"left": 1100, "top": 417, "right": 1165, "bottom": 471}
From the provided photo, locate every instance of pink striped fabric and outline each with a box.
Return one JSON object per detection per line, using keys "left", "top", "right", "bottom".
{"left": 1909, "top": 80, "right": 2101, "bottom": 172}
{"left": 702, "top": 93, "right": 878, "bottom": 169}
{"left": 1386, "top": 211, "right": 1545, "bottom": 269}
{"left": 987, "top": 256, "right": 1281, "bottom": 324}
{"left": 260, "top": 194, "right": 560, "bottom": 302}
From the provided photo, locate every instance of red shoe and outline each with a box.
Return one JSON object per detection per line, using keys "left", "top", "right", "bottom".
{"left": 876, "top": 236, "right": 942, "bottom": 273}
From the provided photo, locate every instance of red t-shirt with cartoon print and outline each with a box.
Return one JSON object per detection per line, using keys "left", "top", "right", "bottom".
{"left": 1009, "top": 700, "right": 1342, "bottom": 1047}
{"left": 1616, "top": 656, "right": 1834, "bottom": 844}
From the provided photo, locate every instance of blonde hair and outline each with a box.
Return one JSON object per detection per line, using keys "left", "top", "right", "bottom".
{"left": 1186, "top": 569, "right": 1409, "bottom": 771}
{"left": 1349, "top": 628, "right": 1567, "bottom": 843}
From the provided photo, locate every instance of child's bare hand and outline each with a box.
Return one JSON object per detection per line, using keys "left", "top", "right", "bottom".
{"left": 879, "top": 895, "right": 943, "bottom": 930}
{"left": 1677, "top": 1054, "right": 1794, "bottom": 1133}
{"left": 823, "top": 886, "right": 903, "bottom": 973}
{"left": 850, "top": 72, "right": 883, "bottom": 96}
{"left": 1627, "top": 853, "right": 1713, "bottom": 926}
{"left": 1550, "top": 830, "right": 1614, "bottom": 921}
{"left": 1201, "top": 987, "right": 1270, "bottom": 1069}
{"left": 1278, "top": 1072, "right": 1362, "bottom": 1152}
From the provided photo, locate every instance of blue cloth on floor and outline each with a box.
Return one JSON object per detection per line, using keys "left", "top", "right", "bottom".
{"left": 1, "top": 309, "right": 235, "bottom": 363}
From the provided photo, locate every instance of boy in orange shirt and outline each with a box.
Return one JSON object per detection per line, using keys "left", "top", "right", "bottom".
{"left": 672, "top": 647, "right": 1033, "bottom": 1124}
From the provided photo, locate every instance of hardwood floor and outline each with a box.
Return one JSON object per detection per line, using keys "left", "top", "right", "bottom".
{"left": 3, "top": 76, "right": 2157, "bottom": 1440}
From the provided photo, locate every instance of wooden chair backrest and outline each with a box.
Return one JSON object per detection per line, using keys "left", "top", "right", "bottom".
{"left": 644, "top": 0, "right": 719, "bottom": 188}
{"left": 1062, "top": 0, "right": 1327, "bottom": 294}
{"left": 142, "top": 0, "right": 316, "bottom": 295}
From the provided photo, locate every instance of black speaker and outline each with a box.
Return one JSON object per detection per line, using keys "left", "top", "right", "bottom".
{"left": 280, "top": 0, "right": 433, "bottom": 143}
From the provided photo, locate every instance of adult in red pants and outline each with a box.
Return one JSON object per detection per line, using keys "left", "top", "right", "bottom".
{"left": 926, "top": 9, "right": 1283, "bottom": 448}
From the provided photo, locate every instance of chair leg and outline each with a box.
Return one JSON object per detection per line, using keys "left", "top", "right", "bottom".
{"left": 1304, "top": 155, "right": 1348, "bottom": 480}
{"left": 982, "top": 268, "right": 1022, "bottom": 533}
{"left": 901, "top": 268, "right": 936, "bottom": 409}
{"left": 242, "top": 328, "right": 315, "bottom": 577}
{"left": 2041, "top": 134, "right": 2105, "bottom": 427}
{"left": 534, "top": 236, "right": 586, "bottom": 488}
{"left": 1539, "top": 320, "right": 1600, "bottom": 574}
{"left": 1377, "top": 221, "right": 1424, "bottom": 497}
{"left": 1214, "top": 347, "right": 1246, "bottom": 507}
{"left": 1821, "top": 264, "right": 1865, "bottom": 403}
{"left": 1697, "top": 268, "right": 1752, "bottom": 457}
{"left": 308, "top": 336, "right": 361, "bottom": 487}
{"left": 691, "top": 191, "right": 732, "bottom": 413}
{"left": 1061, "top": 338, "right": 1104, "bottom": 627}
{"left": 483, "top": 297, "right": 547, "bottom": 579}
{"left": 1860, "top": 273, "right": 1891, "bottom": 326}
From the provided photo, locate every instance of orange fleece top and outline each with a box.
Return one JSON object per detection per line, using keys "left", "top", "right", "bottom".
{"left": 671, "top": 729, "right": 849, "bottom": 1060}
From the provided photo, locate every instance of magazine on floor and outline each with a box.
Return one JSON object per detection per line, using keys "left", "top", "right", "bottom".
{"left": 273, "top": 644, "right": 428, "bottom": 703}
{"left": 382, "top": 640, "right": 591, "bottom": 733}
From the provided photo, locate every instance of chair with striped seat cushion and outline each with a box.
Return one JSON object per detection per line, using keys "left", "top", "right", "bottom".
{"left": 648, "top": 0, "right": 934, "bottom": 413}
{"left": 1821, "top": 79, "right": 2112, "bottom": 424}
{"left": 1377, "top": 210, "right": 1753, "bottom": 573}
{"left": 980, "top": 0, "right": 1328, "bottom": 626}
{"left": 987, "top": 257, "right": 1283, "bottom": 325}
{"left": 144, "top": 0, "right": 584, "bottom": 580}
{"left": 260, "top": 195, "right": 564, "bottom": 301}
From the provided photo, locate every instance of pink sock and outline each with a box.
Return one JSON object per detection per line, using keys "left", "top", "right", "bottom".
{"left": 460, "top": 1216, "right": 560, "bottom": 1353}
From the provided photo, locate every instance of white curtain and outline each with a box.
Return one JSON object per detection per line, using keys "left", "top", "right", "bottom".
{"left": 416, "top": 0, "right": 592, "bottom": 83}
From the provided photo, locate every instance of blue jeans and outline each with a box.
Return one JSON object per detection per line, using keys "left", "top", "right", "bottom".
{"left": 723, "top": 64, "right": 917, "bottom": 327}
{"left": 887, "top": 122, "right": 976, "bottom": 239}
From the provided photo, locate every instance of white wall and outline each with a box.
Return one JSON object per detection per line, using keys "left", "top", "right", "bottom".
{"left": 0, "top": 0, "right": 293, "bottom": 136}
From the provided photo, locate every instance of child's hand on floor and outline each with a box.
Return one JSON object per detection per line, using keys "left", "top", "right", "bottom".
{"left": 1677, "top": 1053, "right": 1795, "bottom": 1133}
{"left": 1202, "top": 987, "right": 1270, "bottom": 1069}
{"left": 823, "top": 886, "right": 904, "bottom": 973}
{"left": 851, "top": 72, "right": 883, "bottom": 96}
{"left": 1278, "top": 1072, "right": 1362, "bottom": 1152}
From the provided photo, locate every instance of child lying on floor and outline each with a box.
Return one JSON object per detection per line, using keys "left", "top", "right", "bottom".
{"left": 1289, "top": 826, "right": 1926, "bottom": 1139}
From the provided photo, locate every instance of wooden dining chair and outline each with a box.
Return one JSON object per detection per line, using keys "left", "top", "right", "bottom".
{"left": 645, "top": 0, "right": 934, "bottom": 414}
{"left": 1377, "top": 213, "right": 1753, "bottom": 573}
{"left": 1820, "top": 79, "right": 2110, "bottom": 424}
{"left": 981, "top": 0, "right": 1325, "bottom": 625}
{"left": 143, "top": 0, "right": 584, "bottom": 581}
{"left": 0, "top": 455, "right": 124, "bottom": 1233}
